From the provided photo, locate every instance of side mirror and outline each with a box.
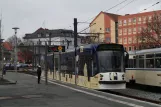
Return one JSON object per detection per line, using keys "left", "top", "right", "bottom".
{"left": 125, "top": 52, "right": 129, "bottom": 68}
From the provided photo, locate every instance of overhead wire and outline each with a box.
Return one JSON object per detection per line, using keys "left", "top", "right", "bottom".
{"left": 139, "top": 1, "right": 161, "bottom": 13}
{"left": 79, "top": 0, "right": 129, "bottom": 25}
{"left": 116, "top": 0, "right": 137, "bottom": 12}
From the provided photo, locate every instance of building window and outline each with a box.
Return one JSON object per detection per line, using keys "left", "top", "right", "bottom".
{"left": 128, "top": 18, "right": 132, "bottom": 25}
{"left": 148, "top": 16, "right": 152, "bottom": 22}
{"left": 119, "top": 29, "right": 122, "bottom": 36}
{"left": 124, "top": 47, "right": 127, "bottom": 51}
{"left": 46, "top": 33, "right": 49, "bottom": 37}
{"left": 123, "top": 37, "right": 127, "bottom": 44}
{"left": 106, "top": 28, "right": 110, "bottom": 32}
{"left": 134, "top": 46, "right": 137, "bottom": 50}
{"left": 119, "top": 38, "right": 122, "bottom": 44}
{"left": 123, "top": 28, "right": 127, "bottom": 35}
{"left": 128, "top": 28, "right": 132, "bottom": 34}
{"left": 129, "top": 47, "right": 132, "bottom": 51}
{"left": 133, "top": 17, "right": 136, "bottom": 24}
{"left": 133, "top": 28, "right": 136, "bottom": 34}
{"left": 138, "top": 27, "right": 142, "bottom": 33}
{"left": 119, "top": 20, "right": 122, "bottom": 26}
{"left": 143, "top": 16, "right": 147, "bottom": 23}
{"left": 133, "top": 36, "right": 137, "bottom": 43}
{"left": 123, "top": 20, "right": 127, "bottom": 26}
{"left": 138, "top": 17, "right": 141, "bottom": 24}
{"left": 128, "top": 37, "right": 132, "bottom": 44}
{"left": 38, "top": 34, "right": 41, "bottom": 37}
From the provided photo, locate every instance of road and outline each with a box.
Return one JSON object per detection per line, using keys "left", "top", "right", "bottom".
{"left": 0, "top": 72, "right": 160, "bottom": 107}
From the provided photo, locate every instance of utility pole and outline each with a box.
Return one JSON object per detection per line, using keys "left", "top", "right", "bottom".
{"left": 45, "top": 41, "right": 48, "bottom": 84}
{"left": 0, "top": 18, "right": 2, "bottom": 78}
{"left": 74, "top": 18, "right": 78, "bottom": 84}
{"left": 38, "top": 39, "right": 40, "bottom": 65}
{"left": 32, "top": 42, "right": 34, "bottom": 70}
{"left": 12, "top": 27, "right": 19, "bottom": 83}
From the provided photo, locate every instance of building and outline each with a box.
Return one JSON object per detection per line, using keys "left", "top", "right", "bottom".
{"left": 90, "top": 11, "right": 120, "bottom": 43}
{"left": 1, "top": 42, "right": 13, "bottom": 63}
{"left": 23, "top": 28, "right": 82, "bottom": 67}
{"left": 118, "top": 10, "right": 161, "bottom": 51}
{"left": 90, "top": 10, "right": 161, "bottom": 51}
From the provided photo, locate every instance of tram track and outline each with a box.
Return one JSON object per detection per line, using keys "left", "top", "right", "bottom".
{"left": 101, "top": 89, "right": 161, "bottom": 105}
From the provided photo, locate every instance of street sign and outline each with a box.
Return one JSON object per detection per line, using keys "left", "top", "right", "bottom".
{"left": 48, "top": 46, "right": 65, "bottom": 52}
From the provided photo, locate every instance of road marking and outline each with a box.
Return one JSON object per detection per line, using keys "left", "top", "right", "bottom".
{"left": 0, "top": 97, "right": 12, "bottom": 100}
{"left": 40, "top": 78, "right": 143, "bottom": 107}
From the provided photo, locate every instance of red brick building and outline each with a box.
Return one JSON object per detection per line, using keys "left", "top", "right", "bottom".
{"left": 90, "top": 10, "right": 161, "bottom": 51}
{"left": 118, "top": 10, "right": 161, "bottom": 51}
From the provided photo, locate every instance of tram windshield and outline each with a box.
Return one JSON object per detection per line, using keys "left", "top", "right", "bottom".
{"left": 97, "top": 51, "right": 124, "bottom": 72}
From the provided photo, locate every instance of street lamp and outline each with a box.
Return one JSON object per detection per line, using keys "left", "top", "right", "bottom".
{"left": 12, "top": 27, "right": 19, "bottom": 83}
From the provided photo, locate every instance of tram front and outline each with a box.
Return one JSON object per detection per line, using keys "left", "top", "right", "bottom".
{"left": 95, "top": 44, "right": 128, "bottom": 89}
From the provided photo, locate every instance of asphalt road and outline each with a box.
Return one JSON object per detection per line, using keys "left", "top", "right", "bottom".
{"left": 0, "top": 72, "right": 160, "bottom": 107}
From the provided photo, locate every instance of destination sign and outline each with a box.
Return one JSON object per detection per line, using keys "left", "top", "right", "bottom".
{"left": 48, "top": 46, "right": 65, "bottom": 52}
{"left": 96, "top": 44, "right": 124, "bottom": 51}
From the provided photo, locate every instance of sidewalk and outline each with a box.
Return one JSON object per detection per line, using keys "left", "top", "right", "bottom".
{"left": 0, "top": 72, "right": 159, "bottom": 107}
{"left": 0, "top": 74, "right": 16, "bottom": 85}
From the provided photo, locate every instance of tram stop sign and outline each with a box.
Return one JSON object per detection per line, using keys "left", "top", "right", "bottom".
{"left": 48, "top": 45, "right": 65, "bottom": 52}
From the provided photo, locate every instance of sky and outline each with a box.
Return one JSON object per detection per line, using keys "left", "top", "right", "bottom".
{"left": 0, "top": 0, "right": 161, "bottom": 40}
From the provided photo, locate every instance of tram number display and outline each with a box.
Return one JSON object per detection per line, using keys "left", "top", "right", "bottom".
{"left": 97, "top": 44, "right": 123, "bottom": 51}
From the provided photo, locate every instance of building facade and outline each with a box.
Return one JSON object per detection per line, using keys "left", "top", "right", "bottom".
{"left": 90, "top": 11, "right": 120, "bottom": 43}
{"left": 23, "top": 28, "right": 82, "bottom": 67}
{"left": 118, "top": 10, "right": 161, "bottom": 51}
{"left": 90, "top": 10, "right": 161, "bottom": 51}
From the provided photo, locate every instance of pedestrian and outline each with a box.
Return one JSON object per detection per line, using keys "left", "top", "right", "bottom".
{"left": 37, "top": 64, "right": 42, "bottom": 84}
{"left": 2, "top": 64, "right": 6, "bottom": 75}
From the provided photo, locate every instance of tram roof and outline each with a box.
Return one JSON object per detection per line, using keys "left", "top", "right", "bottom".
{"left": 128, "top": 47, "right": 161, "bottom": 55}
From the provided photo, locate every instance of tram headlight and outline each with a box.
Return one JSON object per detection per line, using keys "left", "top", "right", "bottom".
{"left": 100, "top": 74, "right": 103, "bottom": 80}
{"left": 122, "top": 74, "right": 125, "bottom": 80}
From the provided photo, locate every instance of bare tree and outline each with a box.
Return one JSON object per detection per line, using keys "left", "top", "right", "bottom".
{"left": 137, "top": 12, "right": 161, "bottom": 50}
{"left": 6, "top": 35, "right": 22, "bottom": 46}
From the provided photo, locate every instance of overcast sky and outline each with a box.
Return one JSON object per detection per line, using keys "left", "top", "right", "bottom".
{"left": 0, "top": 0, "right": 161, "bottom": 40}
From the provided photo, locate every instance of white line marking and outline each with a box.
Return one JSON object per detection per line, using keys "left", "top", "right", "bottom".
{"left": 40, "top": 78, "right": 143, "bottom": 107}
{"left": 29, "top": 74, "right": 161, "bottom": 107}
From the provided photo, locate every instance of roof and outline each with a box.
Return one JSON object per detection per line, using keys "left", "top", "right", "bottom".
{"left": 90, "top": 11, "right": 120, "bottom": 24}
{"left": 128, "top": 47, "right": 161, "bottom": 55}
{"left": 119, "top": 10, "right": 161, "bottom": 18}
{"left": 2, "top": 42, "right": 13, "bottom": 51}
{"left": 24, "top": 28, "right": 74, "bottom": 39}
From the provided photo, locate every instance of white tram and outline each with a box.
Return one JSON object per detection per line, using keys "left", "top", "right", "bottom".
{"left": 126, "top": 48, "right": 161, "bottom": 87}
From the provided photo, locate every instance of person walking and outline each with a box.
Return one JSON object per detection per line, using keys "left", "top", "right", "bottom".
{"left": 2, "top": 64, "right": 6, "bottom": 75}
{"left": 37, "top": 65, "right": 42, "bottom": 84}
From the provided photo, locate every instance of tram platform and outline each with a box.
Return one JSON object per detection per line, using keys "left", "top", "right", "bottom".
{"left": 1, "top": 71, "right": 160, "bottom": 107}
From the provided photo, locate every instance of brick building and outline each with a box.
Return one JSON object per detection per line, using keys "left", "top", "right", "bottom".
{"left": 90, "top": 10, "right": 161, "bottom": 51}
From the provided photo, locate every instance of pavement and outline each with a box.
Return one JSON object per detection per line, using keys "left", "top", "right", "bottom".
{"left": 0, "top": 72, "right": 160, "bottom": 107}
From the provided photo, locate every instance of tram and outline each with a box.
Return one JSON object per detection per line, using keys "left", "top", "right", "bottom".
{"left": 126, "top": 48, "right": 161, "bottom": 87}
{"left": 47, "top": 43, "right": 129, "bottom": 90}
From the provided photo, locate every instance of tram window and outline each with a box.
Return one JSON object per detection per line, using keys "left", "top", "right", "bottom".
{"left": 155, "top": 53, "right": 161, "bottom": 57}
{"left": 155, "top": 58, "right": 161, "bottom": 68}
{"left": 146, "top": 59, "right": 154, "bottom": 68}
{"left": 146, "top": 54, "right": 154, "bottom": 58}
{"left": 139, "top": 55, "right": 144, "bottom": 58}
{"left": 139, "top": 59, "right": 144, "bottom": 68}
{"left": 128, "top": 59, "right": 134, "bottom": 68}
